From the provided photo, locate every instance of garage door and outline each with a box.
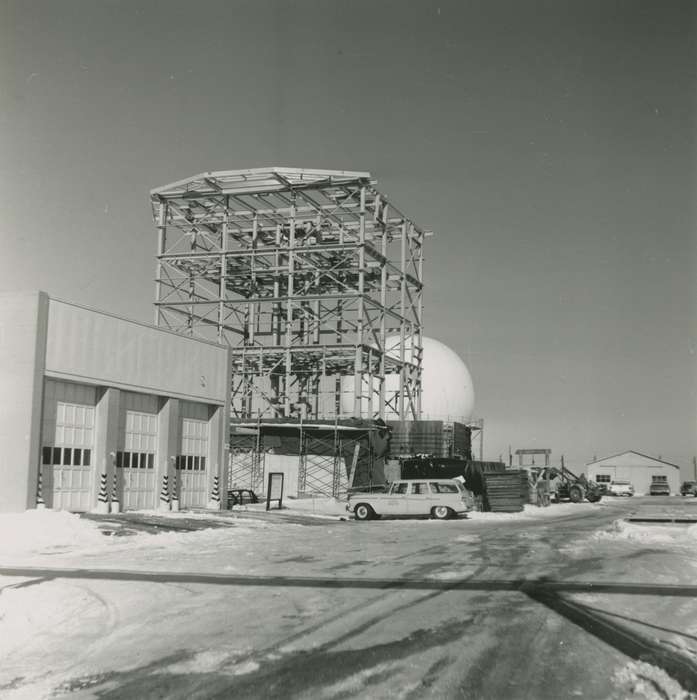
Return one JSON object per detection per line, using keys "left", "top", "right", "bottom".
{"left": 117, "top": 408, "right": 157, "bottom": 510}
{"left": 178, "top": 412, "right": 209, "bottom": 508}
{"left": 41, "top": 381, "right": 96, "bottom": 511}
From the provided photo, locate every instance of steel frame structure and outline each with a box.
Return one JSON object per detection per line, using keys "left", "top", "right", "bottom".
{"left": 229, "top": 419, "right": 379, "bottom": 498}
{"left": 151, "top": 168, "right": 425, "bottom": 420}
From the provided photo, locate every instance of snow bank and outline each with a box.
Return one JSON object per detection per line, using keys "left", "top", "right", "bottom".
{"left": 593, "top": 519, "right": 697, "bottom": 547}
{"left": 468, "top": 502, "right": 600, "bottom": 521}
{"left": 0, "top": 509, "right": 107, "bottom": 556}
{"left": 281, "top": 496, "right": 348, "bottom": 517}
{"left": 612, "top": 660, "right": 695, "bottom": 700}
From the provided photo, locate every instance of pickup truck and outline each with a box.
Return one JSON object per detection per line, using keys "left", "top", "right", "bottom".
{"left": 649, "top": 482, "right": 670, "bottom": 496}
{"left": 346, "top": 478, "right": 471, "bottom": 520}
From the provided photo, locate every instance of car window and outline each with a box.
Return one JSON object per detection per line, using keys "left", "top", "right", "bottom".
{"left": 429, "top": 482, "right": 459, "bottom": 494}
{"left": 410, "top": 482, "right": 429, "bottom": 495}
{"left": 392, "top": 483, "right": 409, "bottom": 494}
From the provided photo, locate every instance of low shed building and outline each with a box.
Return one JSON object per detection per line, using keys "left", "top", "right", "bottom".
{"left": 586, "top": 451, "right": 681, "bottom": 495}
{"left": 0, "top": 291, "right": 231, "bottom": 513}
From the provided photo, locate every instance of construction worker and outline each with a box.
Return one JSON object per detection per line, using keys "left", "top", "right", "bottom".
{"left": 536, "top": 473, "right": 551, "bottom": 507}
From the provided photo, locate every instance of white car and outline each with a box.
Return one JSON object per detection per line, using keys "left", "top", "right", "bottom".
{"left": 346, "top": 479, "right": 471, "bottom": 520}
{"left": 607, "top": 480, "right": 634, "bottom": 497}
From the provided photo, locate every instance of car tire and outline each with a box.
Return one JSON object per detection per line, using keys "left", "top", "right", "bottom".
{"left": 354, "top": 503, "right": 374, "bottom": 521}
{"left": 432, "top": 506, "right": 452, "bottom": 520}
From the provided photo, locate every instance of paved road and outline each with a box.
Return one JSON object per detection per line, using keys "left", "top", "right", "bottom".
{"left": 4, "top": 498, "right": 697, "bottom": 699}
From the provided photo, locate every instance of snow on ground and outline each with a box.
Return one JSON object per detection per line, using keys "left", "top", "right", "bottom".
{"left": 0, "top": 500, "right": 681, "bottom": 567}
{"left": 280, "top": 496, "right": 349, "bottom": 516}
{"left": 278, "top": 496, "right": 604, "bottom": 521}
{"left": 0, "top": 508, "right": 279, "bottom": 566}
{"left": 612, "top": 660, "right": 697, "bottom": 700}
{"left": 230, "top": 495, "right": 611, "bottom": 521}
{"left": 0, "top": 500, "right": 606, "bottom": 562}
{"left": 591, "top": 519, "right": 697, "bottom": 546}
{"left": 467, "top": 501, "right": 603, "bottom": 520}
{"left": 561, "top": 517, "right": 697, "bottom": 574}
{"left": 0, "top": 509, "right": 107, "bottom": 556}
{"left": 2, "top": 505, "right": 697, "bottom": 699}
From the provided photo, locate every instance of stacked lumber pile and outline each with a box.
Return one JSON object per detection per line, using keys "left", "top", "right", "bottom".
{"left": 482, "top": 470, "right": 528, "bottom": 512}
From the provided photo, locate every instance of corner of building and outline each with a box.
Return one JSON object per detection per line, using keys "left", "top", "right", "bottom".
{"left": 0, "top": 290, "right": 49, "bottom": 511}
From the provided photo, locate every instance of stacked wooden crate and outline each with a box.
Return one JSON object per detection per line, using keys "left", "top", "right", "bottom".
{"left": 482, "top": 470, "right": 528, "bottom": 512}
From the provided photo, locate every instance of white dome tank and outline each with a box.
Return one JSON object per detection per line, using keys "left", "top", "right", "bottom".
{"left": 340, "top": 335, "right": 475, "bottom": 421}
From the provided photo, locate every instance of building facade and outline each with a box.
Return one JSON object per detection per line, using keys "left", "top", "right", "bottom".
{"left": 0, "top": 291, "right": 231, "bottom": 513}
{"left": 586, "top": 451, "right": 681, "bottom": 495}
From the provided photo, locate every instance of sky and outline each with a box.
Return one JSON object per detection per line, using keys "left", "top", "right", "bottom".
{"left": 1, "top": 0, "right": 695, "bottom": 476}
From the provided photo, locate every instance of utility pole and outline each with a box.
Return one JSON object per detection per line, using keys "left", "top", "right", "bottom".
{"left": 693, "top": 456, "right": 696, "bottom": 480}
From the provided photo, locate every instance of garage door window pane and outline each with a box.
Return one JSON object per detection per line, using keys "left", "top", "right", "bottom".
{"left": 148, "top": 454, "right": 154, "bottom": 469}
{"left": 83, "top": 449, "right": 91, "bottom": 466}
{"left": 53, "top": 447, "right": 61, "bottom": 465}
{"left": 73, "top": 448, "right": 82, "bottom": 466}
{"left": 63, "top": 448, "right": 72, "bottom": 465}
{"left": 42, "top": 446, "right": 52, "bottom": 465}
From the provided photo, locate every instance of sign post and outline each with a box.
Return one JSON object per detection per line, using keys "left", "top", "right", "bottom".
{"left": 266, "top": 472, "right": 284, "bottom": 511}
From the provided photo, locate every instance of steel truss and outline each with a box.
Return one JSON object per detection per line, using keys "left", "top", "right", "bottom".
{"left": 151, "top": 168, "right": 425, "bottom": 420}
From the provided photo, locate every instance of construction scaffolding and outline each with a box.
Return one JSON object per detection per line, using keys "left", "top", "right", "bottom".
{"left": 150, "top": 168, "right": 425, "bottom": 421}
{"left": 228, "top": 419, "right": 389, "bottom": 498}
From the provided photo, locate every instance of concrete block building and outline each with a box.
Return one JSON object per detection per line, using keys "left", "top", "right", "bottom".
{"left": 586, "top": 451, "right": 681, "bottom": 495}
{"left": 0, "top": 291, "right": 230, "bottom": 513}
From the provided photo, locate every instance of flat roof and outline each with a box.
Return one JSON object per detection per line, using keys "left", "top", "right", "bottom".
{"left": 151, "top": 167, "right": 373, "bottom": 198}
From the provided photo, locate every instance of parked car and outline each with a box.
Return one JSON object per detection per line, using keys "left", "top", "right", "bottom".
{"left": 227, "top": 489, "right": 259, "bottom": 508}
{"left": 346, "top": 479, "right": 471, "bottom": 520}
{"left": 680, "top": 481, "right": 697, "bottom": 497}
{"left": 607, "top": 480, "right": 634, "bottom": 497}
{"left": 649, "top": 482, "right": 670, "bottom": 496}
